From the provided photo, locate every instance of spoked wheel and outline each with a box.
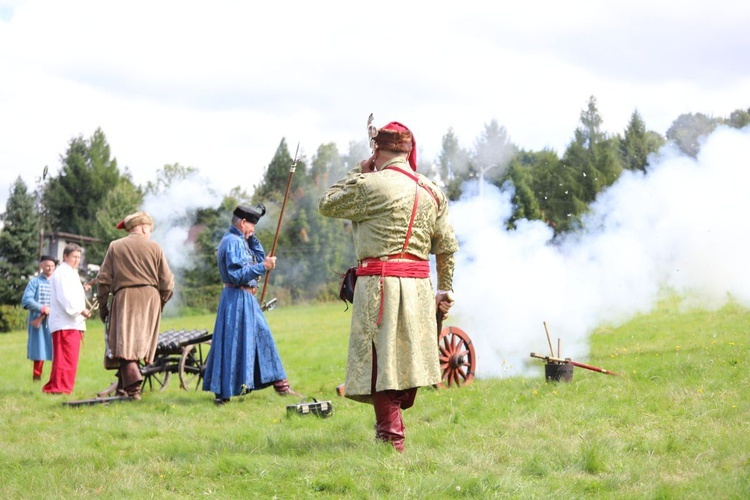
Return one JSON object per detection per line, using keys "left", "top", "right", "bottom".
{"left": 140, "top": 360, "right": 171, "bottom": 392}
{"left": 142, "top": 370, "right": 170, "bottom": 392}
{"left": 438, "top": 326, "right": 476, "bottom": 388}
{"left": 179, "top": 343, "right": 206, "bottom": 391}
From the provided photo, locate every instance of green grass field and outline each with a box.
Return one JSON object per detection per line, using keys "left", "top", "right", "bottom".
{"left": 1, "top": 300, "right": 748, "bottom": 498}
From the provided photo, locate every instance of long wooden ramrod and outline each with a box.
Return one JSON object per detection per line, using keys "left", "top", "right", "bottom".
{"left": 530, "top": 352, "right": 620, "bottom": 376}
{"left": 260, "top": 142, "right": 300, "bottom": 308}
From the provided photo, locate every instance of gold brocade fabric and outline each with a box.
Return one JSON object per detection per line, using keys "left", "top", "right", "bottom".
{"left": 319, "top": 158, "right": 459, "bottom": 402}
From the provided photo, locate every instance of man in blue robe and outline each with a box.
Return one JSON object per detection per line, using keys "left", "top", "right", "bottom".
{"left": 21, "top": 255, "right": 56, "bottom": 381}
{"left": 202, "top": 204, "right": 299, "bottom": 405}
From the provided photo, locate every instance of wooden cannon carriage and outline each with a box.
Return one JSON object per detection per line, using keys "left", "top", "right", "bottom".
{"left": 95, "top": 328, "right": 213, "bottom": 397}
{"left": 437, "top": 325, "right": 476, "bottom": 388}
{"left": 140, "top": 328, "right": 213, "bottom": 391}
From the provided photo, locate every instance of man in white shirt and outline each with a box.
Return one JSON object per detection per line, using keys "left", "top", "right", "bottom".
{"left": 43, "top": 243, "right": 91, "bottom": 394}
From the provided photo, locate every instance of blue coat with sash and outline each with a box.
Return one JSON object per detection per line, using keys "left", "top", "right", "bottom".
{"left": 202, "top": 226, "right": 287, "bottom": 399}
{"left": 21, "top": 275, "right": 53, "bottom": 361}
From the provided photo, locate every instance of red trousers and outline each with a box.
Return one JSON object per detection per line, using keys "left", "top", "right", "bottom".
{"left": 43, "top": 329, "right": 82, "bottom": 395}
{"left": 371, "top": 349, "right": 418, "bottom": 452}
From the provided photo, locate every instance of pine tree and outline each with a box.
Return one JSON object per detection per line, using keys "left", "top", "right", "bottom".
{"left": 0, "top": 177, "right": 40, "bottom": 305}
{"left": 543, "top": 96, "right": 623, "bottom": 232}
{"left": 619, "top": 110, "right": 666, "bottom": 172}
{"left": 254, "top": 138, "right": 307, "bottom": 199}
{"left": 620, "top": 110, "right": 649, "bottom": 171}
{"left": 89, "top": 180, "right": 143, "bottom": 263}
{"left": 43, "top": 128, "right": 124, "bottom": 237}
{"left": 502, "top": 150, "right": 550, "bottom": 227}
{"left": 473, "top": 120, "right": 518, "bottom": 193}
{"left": 527, "top": 150, "right": 580, "bottom": 233}
{"left": 437, "top": 128, "right": 471, "bottom": 200}
{"left": 563, "top": 97, "right": 623, "bottom": 204}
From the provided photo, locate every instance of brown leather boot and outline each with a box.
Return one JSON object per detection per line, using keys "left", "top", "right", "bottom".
{"left": 124, "top": 382, "right": 142, "bottom": 401}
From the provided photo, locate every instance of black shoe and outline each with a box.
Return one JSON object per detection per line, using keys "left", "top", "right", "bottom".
{"left": 214, "top": 397, "right": 230, "bottom": 406}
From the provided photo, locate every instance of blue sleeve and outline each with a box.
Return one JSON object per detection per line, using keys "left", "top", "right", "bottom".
{"left": 223, "top": 238, "right": 267, "bottom": 285}
{"left": 21, "top": 279, "right": 40, "bottom": 312}
{"left": 247, "top": 235, "right": 266, "bottom": 262}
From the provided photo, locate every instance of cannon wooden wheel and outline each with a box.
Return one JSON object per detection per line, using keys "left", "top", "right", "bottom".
{"left": 178, "top": 343, "right": 206, "bottom": 391}
{"left": 438, "top": 326, "right": 476, "bottom": 388}
{"left": 141, "top": 367, "right": 171, "bottom": 392}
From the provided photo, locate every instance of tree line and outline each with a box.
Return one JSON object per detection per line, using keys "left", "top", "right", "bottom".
{"left": 1, "top": 97, "right": 748, "bottom": 329}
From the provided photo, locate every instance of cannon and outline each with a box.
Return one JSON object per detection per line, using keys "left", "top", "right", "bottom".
{"left": 94, "top": 328, "right": 212, "bottom": 397}
{"left": 63, "top": 328, "right": 212, "bottom": 406}
{"left": 139, "top": 328, "right": 213, "bottom": 391}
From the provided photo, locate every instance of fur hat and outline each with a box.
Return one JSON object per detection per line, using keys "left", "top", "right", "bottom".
{"left": 373, "top": 121, "right": 417, "bottom": 171}
{"left": 116, "top": 211, "right": 154, "bottom": 231}
{"left": 233, "top": 204, "right": 266, "bottom": 224}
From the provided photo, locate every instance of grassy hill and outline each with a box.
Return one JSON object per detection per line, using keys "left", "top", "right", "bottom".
{"left": 0, "top": 300, "right": 747, "bottom": 498}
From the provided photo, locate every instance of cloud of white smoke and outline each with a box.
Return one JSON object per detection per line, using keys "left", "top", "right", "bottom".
{"left": 141, "top": 172, "right": 223, "bottom": 310}
{"left": 449, "top": 125, "right": 750, "bottom": 378}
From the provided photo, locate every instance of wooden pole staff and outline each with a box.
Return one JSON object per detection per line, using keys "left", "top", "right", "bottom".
{"left": 260, "top": 142, "right": 300, "bottom": 308}
{"left": 543, "top": 321, "right": 556, "bottom": 357}
{"left": 530, "top": 352, "right": 620, "bottom": 376}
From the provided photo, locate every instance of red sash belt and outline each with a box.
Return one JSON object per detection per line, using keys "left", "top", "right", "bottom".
{"left": 356, "top": 254, "right": 430, "bottom": 325}
{"left": 356, "top": 255, "right": 429, "bottom": 278}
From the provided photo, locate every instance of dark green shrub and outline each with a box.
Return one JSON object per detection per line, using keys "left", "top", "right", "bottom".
{"left": 0, "top": 305, "right": 27, "bottom": 333}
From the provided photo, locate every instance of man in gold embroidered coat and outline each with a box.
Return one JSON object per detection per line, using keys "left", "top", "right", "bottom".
{"left": 97, "top": 211, "right": 174, "bottom": 399}
{"left": 319, "top": 121, "right": 458, "bottom": 451}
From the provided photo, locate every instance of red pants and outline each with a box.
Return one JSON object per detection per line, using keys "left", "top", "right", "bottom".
{"left": 371, "top": 349, "right": 418, "bottom": 452}
{"left": 43, "top": 330, "right": 82, "bottom": 394}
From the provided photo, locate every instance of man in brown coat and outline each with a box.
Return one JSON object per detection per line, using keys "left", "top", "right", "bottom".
{"left": 97, "top": 211, "right": 174, "bottom": 399}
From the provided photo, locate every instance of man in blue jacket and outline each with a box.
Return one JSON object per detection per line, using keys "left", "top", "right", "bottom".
{"left": 21, "top": 255, "right": 56, "bottom": 381}
{"left": 202, "top": 205, "right": 299, "bottom": 405}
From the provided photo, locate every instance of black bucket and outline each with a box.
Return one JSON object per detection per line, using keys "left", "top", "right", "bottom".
{"left": 545, "top": 362, "right": 573, "bottom": 382}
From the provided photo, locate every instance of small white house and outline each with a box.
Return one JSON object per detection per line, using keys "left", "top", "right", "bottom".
{"left": 42, "top": 231, "right": 101, "bottom": 270}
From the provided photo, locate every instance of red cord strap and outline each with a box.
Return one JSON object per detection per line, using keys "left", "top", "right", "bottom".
{"left": 358, "top": 166, "right": 437, "bottom": 326}
{"left": 383, "top": 165, "right": 440, "bottom": 209}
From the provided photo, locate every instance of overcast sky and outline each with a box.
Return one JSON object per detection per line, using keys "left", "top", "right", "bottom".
{"left": 1, "top": 0, "right": 749, "bottom": 210}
